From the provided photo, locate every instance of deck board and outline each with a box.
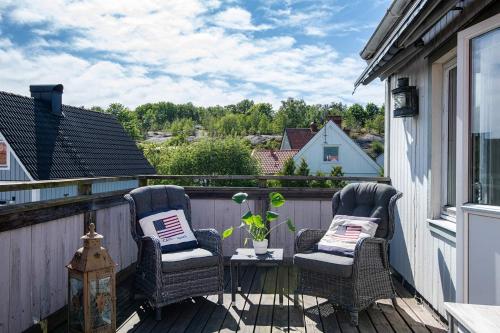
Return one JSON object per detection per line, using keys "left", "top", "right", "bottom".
{"left": 59, "top": 266, "right": 447, "bottom": 333}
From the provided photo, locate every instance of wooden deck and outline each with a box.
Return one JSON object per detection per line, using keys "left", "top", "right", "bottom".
{"left": 58, "top": 266, "right": 447, "bottom": 333}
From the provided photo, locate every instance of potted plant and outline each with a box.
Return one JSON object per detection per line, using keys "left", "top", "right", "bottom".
{"left": 222, "top": 192, "right": 296, "bottom": 254}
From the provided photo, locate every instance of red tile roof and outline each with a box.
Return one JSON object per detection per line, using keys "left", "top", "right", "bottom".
{"left": 284, "top": 128, "right": 316, "bottom": 150}
{"left": 252, "top": 150, "right": 298, "bottom": 175}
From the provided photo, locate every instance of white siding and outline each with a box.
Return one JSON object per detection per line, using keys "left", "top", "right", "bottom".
{"left": 293, "top": 121, "right": 380, "bottom": 176}
{"left": 388, "top": 56, "right": 456, "bottom": 317}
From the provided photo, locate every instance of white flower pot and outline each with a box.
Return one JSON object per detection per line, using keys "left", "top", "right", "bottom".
{"left": 253, "top": 239, "right": 268, "bottom": 255}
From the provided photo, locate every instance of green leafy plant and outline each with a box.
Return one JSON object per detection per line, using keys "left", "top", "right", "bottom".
{"left": 222, "top": 192, "right": 296, "bottom": 243}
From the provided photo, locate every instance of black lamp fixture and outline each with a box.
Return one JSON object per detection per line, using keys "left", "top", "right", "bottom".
{"left": 392, "top": 77, "right": 418, "bottom": 117}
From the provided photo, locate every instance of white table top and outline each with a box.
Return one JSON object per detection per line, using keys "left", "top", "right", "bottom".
{"left": 445, "top": 302, "right": 500, "bottom": 333}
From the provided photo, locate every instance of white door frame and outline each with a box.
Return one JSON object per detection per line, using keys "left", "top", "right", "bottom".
{"left": 456, "top": 13, "right": 500, "bottom": 304}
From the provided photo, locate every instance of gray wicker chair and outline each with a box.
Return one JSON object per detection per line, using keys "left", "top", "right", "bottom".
{"left": 124, "top": 185, "right": 224, "bottom": 320}
{"left": 293, "top": 183, "right": 402, "bottom": 326}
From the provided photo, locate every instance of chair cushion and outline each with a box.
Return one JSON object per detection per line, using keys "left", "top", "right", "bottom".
{"left": 161, "top": 247, "right": 219, "bottom": 273}
{"left": 316, "top": 215, "right": 380, "bottom": 257}
{"left": 139, "top": 210, "right": 198, "bottom": 253}
{"left": 332, "top": 183, "right": 397, "bottom": 238}
{"left": 294, "top": 252, "right": 353, "bottom": 278}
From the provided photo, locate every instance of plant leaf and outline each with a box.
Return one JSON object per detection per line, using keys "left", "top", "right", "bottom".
{"left": 269, "top": 192, "right": 285, "bottom": 207}
{"left": 222, "top": 227, "right": 234, "bottom": 239}
{"left": 252, "top": 215, "right": 265, "bottom": 228}
{"left": 266, "top": 211, "right": 279, "bottom": 222}
{"left": 232, "top": 192, "right": 248, "bottom": 204}
{"left": 286, "top": 218, "right": 296, "bottom": 232}
{"left": 241, "top": 211, "right": 253, "bottom": 225}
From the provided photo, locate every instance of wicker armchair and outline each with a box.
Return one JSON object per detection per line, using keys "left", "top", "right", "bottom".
{"left": 124, "top": 185, "right": 224, "bottom": 320}
{"left": 293, "top": 183, "right": 402, "bottom": 326}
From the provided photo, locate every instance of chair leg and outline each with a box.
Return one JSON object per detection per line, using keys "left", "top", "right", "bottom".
{"left": 218, "top": 292, "right": 223, "bottom": 305}
{"left": 155, "top": 307, "right": 162, "bottom": 321}
{"left": 293, "top": 290, "right": 300, "bottom": 308}
{"left": 349, "top": 311, "right": 359, "bottom": 326}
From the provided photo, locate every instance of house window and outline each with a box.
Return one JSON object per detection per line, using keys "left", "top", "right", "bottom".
{"left": 441, "top": 62, "right": 457, "bottom": 219}
{"left": 470, "top": 28, "right": 500, "bottom": 206}
{"left": 323, "top": 146, "right": 339, "bottom": 162}
{"left": 0, "top": 141, "right": 8, "bottom": 169}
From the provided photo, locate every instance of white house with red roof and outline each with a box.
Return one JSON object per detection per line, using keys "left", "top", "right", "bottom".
{"left": 255, "top": 118, "right": 381, "bottom": 176}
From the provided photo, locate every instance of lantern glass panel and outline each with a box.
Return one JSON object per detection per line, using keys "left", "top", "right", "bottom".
{"left": 394, "top": 91, "right": 408, "bottom": 109}
{"left": 69, "top": 275, "right": 84, "bottom": 331}
{"left": 90, "top": 276, "right": 113, "bottom": 329}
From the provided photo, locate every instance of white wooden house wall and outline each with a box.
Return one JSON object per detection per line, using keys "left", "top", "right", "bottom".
{"left": 387, "top": 56, "right": 456, "bottom": 317}
{"left": 292, "top": 121, "right": 380, "bottom": 176}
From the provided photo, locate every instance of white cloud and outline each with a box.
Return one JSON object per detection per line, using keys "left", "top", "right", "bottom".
{"left": 0, "top": 0, "right": 384, "bottom": 108}
{"left": 214, "top": 7, "right": 271, "bottom": 31}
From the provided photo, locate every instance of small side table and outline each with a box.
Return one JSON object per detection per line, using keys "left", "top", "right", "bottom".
{"left": 230, "top": 248, "right": 284, "bottom": 306}
{"left": 445, "top": 302, "right": 500, "bottom": 333}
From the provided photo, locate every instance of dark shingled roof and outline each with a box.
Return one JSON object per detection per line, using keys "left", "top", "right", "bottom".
{"left": 284, "top": 128, "right": 316, "bottom": 150}
{"left": 0, "top": 91, "right": 155, "bottom": 180}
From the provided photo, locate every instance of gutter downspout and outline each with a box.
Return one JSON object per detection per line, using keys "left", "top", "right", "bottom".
{"left": 384, "top": 76, "right": 391, "bottom": 178}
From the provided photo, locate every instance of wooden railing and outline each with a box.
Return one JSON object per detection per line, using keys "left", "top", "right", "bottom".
{"left": 0, "top": 175, "right": 390, "bottom": 332}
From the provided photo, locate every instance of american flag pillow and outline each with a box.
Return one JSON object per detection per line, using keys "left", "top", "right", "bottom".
{"left": 316, "top": 215, "right": 380, "bottom": 257}
{"left": 139, "top": 209, "right": 198, "bottom": 253}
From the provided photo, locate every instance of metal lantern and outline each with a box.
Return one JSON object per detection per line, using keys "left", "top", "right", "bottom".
{"left": 392, "top": 77, "right": 418, "bottom": 117}
{"left": 67, "top": 223, "right": 116, "bottom": 333}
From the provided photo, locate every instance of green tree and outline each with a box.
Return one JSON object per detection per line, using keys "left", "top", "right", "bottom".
{"left": 278, "top": 157, "right": 296, "bottom": 187}
{"left": 295, "top": 158, "right": 310, "bottom": 186}
{"left": 142, "top": 138, "right": 260, "bottom": 186}
{"left": 365, "top": 102, "right": 379, "bottom": 120}
{"left": 311, "top": 171, "right": 328, "bottom": 188}
{"left": 328, "top": 166, "right": 347, "bottom": 189}
{"left": 345, "top": 103, "right": 367, "bottom": 129}
{"left": 169, "top": 118, "right": 195, "bottom": 137}
{"left": 273, "top": 98, "right": 309, "bottom": 133}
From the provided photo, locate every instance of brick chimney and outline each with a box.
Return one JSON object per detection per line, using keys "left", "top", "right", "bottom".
{"left": 327, "top": 115, "right": 342, "bottom": 128}
{"left": 309, "top": 121, "right": 318, "bottom": 133}
{"left": 30, "top": 84, "right": 64, "bottom": 116}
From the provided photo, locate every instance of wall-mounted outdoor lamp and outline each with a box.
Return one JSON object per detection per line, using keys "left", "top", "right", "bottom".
{"left": 392, "top": 77, "right": 418, "bottom": 117}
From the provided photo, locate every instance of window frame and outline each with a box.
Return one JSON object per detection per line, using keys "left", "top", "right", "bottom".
{"left": 440, "top": 59, "right": 457, "bottom": 220}
{"left": 323, "top": 145, "right": 340, "bottom": 163}
{"left": 0, "top": 140, "right": 9, "bottom": 170}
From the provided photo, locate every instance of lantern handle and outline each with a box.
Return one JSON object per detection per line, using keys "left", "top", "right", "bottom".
{"left": 89, "top": 223, "right": 96, "bottom": 237}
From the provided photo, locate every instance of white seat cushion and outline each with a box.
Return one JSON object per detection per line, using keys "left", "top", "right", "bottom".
{"left": 161, "top": 248, "right": 218, "bottom": 273}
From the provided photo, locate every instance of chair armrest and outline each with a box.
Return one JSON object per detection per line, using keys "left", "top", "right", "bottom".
{"left": 194, "top": 229, "right": 223, "bottom": 256}
{"left": 295, "top": 229, "right": 327, "bottom": 253}
{"left": 353, "top": 237, "right": 389, "bottom": 269}
{"left": 136, "top": 235, "right": 163, "bottom": 280}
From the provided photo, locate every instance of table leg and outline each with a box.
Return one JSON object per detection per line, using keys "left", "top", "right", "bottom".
{"left": 230, "top": 261, "right": 236, "bottom": 306}
{"left": 237, "top": 264, "right": 241, "bottom": 291}
{"left": 278, "top": 265, "right": 283, "bottom": 308}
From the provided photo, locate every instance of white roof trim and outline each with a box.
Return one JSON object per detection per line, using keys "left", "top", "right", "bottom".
{"left": 354, "top": 0, "right": 429, "bottom": 89}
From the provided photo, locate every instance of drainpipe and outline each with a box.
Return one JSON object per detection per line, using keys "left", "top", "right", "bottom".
{"left": 384, "top": 76, "right": 391, "bottom": 178}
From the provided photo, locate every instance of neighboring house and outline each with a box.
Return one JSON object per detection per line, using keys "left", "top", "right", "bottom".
{"left": 252, "top": 149, "right": 298, "bottom": 175}
{"left": 0, "top": 84, "right": 155, "bottom": 204}
{"left": 280, "top": 120, "right": 381, "bottom": 176}
{"left": 293, "top": 120, "right": 380, "bottom": 176}
{"left": 280, "top": 128, "right": 316, "bottom": 150}
{"left": 355, "top": 0, "right": 500, "bottom": 318}
{"left": 375, "top": 153, "right": 384, "bottom": 168}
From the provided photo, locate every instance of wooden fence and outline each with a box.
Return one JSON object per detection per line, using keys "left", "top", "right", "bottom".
{"left": 0, "top": 175, "right": 389, "bottom": 332}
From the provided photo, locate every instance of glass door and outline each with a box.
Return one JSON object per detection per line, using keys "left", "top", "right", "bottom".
{"left": 470, "top": 28, "right": 500, "bottom": 205}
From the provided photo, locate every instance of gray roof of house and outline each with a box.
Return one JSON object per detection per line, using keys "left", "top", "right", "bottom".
{"left": 0, "top": 91, "right": 155, "bottom": 180}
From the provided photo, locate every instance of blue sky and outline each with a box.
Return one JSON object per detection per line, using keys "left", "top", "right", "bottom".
{"left": 0, "top": 0, "right": 389, "bottom": 108}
